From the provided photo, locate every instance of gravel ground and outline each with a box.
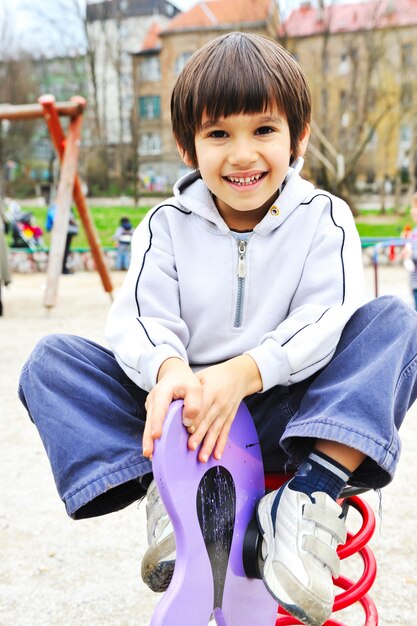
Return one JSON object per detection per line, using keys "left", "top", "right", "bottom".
{"left": 1, "top": 263, "right": 416, "bottom": 626}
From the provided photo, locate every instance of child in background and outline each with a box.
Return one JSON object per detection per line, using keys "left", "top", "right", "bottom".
{"left": 112, "top": 216, "right": 134, "bottom": 271}
{"left": 18, "top": 33, "right": 417, "bottom": 626}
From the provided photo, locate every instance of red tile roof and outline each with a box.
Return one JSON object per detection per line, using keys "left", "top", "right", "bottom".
{"left": 165, "top": 0, "right": 273, "bottom": 31}
{"left": 140, "top": 21, "right": 162, "bottom": 51}
{"left": 283, "top": 0, "right": 417, "bottom": 37}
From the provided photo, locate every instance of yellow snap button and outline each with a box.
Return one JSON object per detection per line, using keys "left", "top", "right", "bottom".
{"left": 270, "top": 205, "right": 280, "bottom": 216}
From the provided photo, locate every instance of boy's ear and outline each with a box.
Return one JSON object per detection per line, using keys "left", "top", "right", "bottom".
{"left": 176, "top": 141, "right": 194, "bottom": 168}
{"left": 297, "top": 124, "right": 311, "bottom": 158}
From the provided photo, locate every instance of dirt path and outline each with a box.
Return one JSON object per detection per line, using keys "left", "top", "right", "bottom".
{"left": 1, "top": 266, "right": 416, "bottom": 625}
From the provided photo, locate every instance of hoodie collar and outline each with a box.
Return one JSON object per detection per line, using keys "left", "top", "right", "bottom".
{"left": 174, "top": 170, "right": 230, "bottom": 232}
{"left": 173, "top": 157, "right": 315, "bottom": 235}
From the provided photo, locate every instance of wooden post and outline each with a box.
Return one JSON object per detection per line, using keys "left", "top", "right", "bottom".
{"left": 44, "top": 113, "right": 82, "bottom": 307}
{"left": 39, "top": 95, "right": 113, "bottom": 305}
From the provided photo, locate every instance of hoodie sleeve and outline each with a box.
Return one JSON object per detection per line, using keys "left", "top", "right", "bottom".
{"left": 245, "top": 194, "right": 364, "bottom": 391}
{"left": 105, "top": 205, "right": 190, "bottom": 392}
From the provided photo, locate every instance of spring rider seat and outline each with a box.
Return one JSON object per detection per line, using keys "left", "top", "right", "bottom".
{"left": 150, "top": 400, "right": 378, "bottom": 626}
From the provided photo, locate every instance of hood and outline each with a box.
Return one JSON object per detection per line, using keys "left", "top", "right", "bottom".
{"left": 173, "top": 157, "right": 315, "bottom": 235}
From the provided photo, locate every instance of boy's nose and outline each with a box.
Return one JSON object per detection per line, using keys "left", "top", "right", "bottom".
{"left": 227, "top": 140, "right": 258, "bottom": 168}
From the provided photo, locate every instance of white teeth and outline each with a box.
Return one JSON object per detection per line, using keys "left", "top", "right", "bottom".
{"left": 227, "top": 173, "right": 263, "bottom": 185}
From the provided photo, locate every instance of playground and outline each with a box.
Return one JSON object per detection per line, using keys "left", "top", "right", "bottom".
{"left": 0, "top": 264, "right": 416, "bottom": 626}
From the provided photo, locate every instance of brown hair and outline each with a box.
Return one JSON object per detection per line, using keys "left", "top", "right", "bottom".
{"left": 171, "top": 32, "right": 311, "bottom": 168}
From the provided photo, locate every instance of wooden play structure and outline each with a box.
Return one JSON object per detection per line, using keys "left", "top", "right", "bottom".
{"left": 0, "top": 95, "right": 113, "bottom": 308}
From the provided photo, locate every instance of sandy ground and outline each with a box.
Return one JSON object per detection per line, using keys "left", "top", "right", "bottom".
{"left": 1, "top": 263, "right": 417, "bottom": 626}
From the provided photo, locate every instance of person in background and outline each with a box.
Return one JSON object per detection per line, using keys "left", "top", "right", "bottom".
{"left": 112, "top": 216, "right": 133, "bottom": 271}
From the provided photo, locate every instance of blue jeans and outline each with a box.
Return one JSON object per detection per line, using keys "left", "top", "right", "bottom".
{"left": 115, "top": 246, "right": 131, "bottom": 271}
{"left": 18, "top": 296, "right": 417, "bottom": 519}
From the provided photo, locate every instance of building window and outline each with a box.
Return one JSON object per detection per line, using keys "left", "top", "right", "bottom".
{"left": 322, "top": 50, "right": 330, "bottom": 73}
{"left": 400, "top": 124, "right": 412, "bottom": 146}
{"left": 139, "top": 132, "right": 162, "bottom": 155}
{"left": 140, "top": 57, "right": 161, "bottom": 81}
{"left": 175, "top": 52, "right": 193, "bottom": 75}
{"left": 401, "top": 83, "right": 413, "bottom": 109}
{"left": 401, "top": 44, "right": 413, "bottom": 69}
{"left": 338, "top": 53, "right": 350, "bottom": 75}
{"left": 339, "top": 89, "right": 348, "bottom": 113}
{"left": 139, "top": 96, "right": 161, "bottom": 119}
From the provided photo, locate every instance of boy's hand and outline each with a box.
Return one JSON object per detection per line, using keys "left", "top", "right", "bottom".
{"left": 142, "top": 357, "right": 202, "bottom": 458}
{"left": 188, "top": 355, "right": 262, "bottom": 463}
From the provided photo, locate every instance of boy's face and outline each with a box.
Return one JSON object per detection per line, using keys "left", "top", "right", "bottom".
{"left": 181, "top": 106, "right": 309, "bottom": 229}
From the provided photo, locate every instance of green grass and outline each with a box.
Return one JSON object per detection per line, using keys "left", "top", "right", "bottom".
{"left": 9, "top": 205, "right": 151, "bottom": 249}
{"left": 355, "top": 223, "right": 406, "bottom": 238}
{"left": 9, "top": 203, "right": 415, "bottom": 248}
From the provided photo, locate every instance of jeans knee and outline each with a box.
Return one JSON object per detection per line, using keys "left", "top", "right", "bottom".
{"left": 361, "top": 295, "right": 416, "bottom": 328}
{"left": 24, "top": 334, "right": 77, "bottom": 380}
{"left": 34, "top": 332, "right": 69, "bottom": 357}
{"left": 370, "top": 294, "right": 405, "bottom": 314}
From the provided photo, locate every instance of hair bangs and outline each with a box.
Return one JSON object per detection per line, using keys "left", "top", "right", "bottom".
{"left": 198, "top": 65, "right": 279, "bottom": 124}
{"left": 171, "top": 32, "right": 311, "bottom": 168}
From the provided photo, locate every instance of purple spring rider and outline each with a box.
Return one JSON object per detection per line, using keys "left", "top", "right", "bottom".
{"left": 150, "top": 400, "right": 277, "bottom": 626}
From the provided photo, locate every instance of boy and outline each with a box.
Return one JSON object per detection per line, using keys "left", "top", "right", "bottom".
{"left": 19, "top": 33, "right": 417, "bottom": 626}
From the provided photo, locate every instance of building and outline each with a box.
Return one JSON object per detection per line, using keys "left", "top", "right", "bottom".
{"left": 132, "top": 0, "right": 279, "bottom": 188}
{"left": 86, "top": 0, "right": 179, "bottom": 151}
{"left": 283, "top": 0, "right": 417, "bottom": 191}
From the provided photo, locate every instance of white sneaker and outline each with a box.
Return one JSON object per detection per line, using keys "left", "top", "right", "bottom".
{"left": 141, "top": 480, "right": 176, "bottom": 592}
{"left": 256, "top": 483, "right": 347, "bottom": 626}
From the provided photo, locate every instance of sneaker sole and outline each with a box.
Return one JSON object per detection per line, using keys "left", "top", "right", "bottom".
{"left": 141, "top": 533, "right": 176, "bottom": 593}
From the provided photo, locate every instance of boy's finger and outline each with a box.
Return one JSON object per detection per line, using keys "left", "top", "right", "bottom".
{"left": 213, "top": 422, "right": 233, "bottom": 461}
{"left": 182, "top": 383, "right": 203, "bottom": 421}
{"left": 187, "top": 402, "right": 219, "bottom": 449}
{"left": 142, "top": 418, "right": 154, "bottom": 458}
{"left": 197, "top": 416, "right": 224, "bottom": 463}
{"left": 142, "top": 392, "right": 168, "bottom": 457}
{"left": 148, "top": 390, "right": 173, "bottom": 439}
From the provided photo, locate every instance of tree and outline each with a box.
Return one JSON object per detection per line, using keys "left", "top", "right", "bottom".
{"left": 283, "top": 1, "right": 402, "bottom": 212}
{"left": 0, "top": 2, "right": 39, "bottom": 202}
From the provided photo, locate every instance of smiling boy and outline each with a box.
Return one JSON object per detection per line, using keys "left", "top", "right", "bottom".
{"left": 18, "top": 33, "right": 417, "bottom": 626}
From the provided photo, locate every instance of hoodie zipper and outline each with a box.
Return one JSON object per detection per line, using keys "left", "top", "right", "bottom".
{"left": 234, "top": 239, "right": 248, "bottom": 327}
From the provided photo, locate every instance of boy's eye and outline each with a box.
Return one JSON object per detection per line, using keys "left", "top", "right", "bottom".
{"left": 208, "top": 130, "right": 228, "bottom": 139}
{"left": 256, "top": 126, "right": 274, "bottom": 135}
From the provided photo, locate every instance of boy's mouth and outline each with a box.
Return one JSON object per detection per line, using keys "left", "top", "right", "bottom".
{"left": 224, "top": 172, "right": 266, "bottom": 186}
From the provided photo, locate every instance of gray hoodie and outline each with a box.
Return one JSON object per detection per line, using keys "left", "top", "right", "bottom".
{"left": 106, "top": 161, "right": 364, "bottom": 393}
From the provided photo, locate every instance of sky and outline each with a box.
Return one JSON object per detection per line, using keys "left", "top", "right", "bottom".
{"left": 3, "top": 0, "right": 307, "bottom": 57}
{"left": 2, "top": 0, "right": 198, "bottom": 56}
{"left": 171, "top": 0, "right": 197, "bottom": 9}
